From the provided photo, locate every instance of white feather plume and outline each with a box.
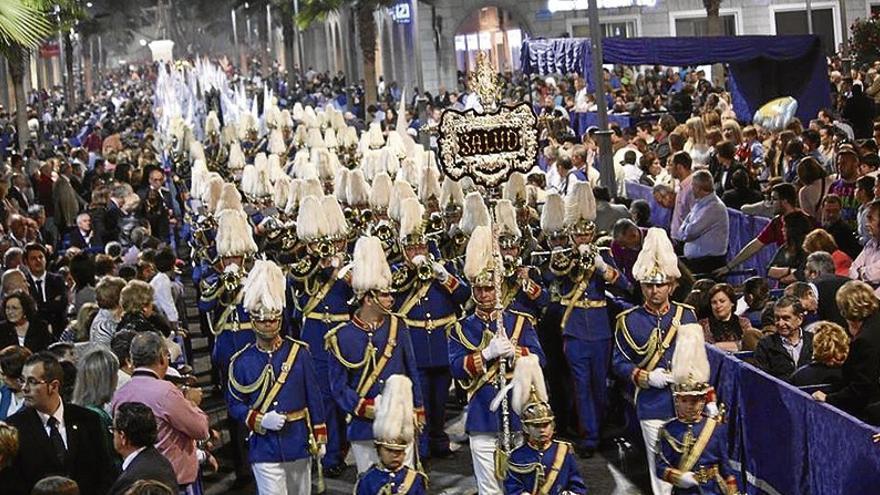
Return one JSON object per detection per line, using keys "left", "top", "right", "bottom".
{"left": 463, "top": 225, "right": 493, "bottom": 281}
{"left": 494, "top": 199, "right": 521, "bottom": 238}
{"left": 216, "top": 209, "right": 257, "bottom": 256}
{"left": 242, "top": 260, "right": 285, "bottom": 315}
{"left": 564, "top": 181, "right": 597, "bottom": 226}
{"left": 372, "top": 375, "right": 415, "bottom": 445}
{"left": 459, "top": 192, "right": 490, "bottom": 236}
{"left": 351, "top": 236, "right": 392, "bottom": 294}
{"left": 370, "top": 173, "right": 393, "bottom": 210}
{"left": 540, "top": 193, "right": 565, "bottom": 233}
{"left": 671, "top": 323, "right": 710, "bottom": 386}
{"left": 632, "top": 227, "right": 681, "bottom": 281}
{"left": 398, "top": 198, "right": 425, "bottom": 240}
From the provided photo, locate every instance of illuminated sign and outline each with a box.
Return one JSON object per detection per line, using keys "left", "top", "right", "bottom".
{"left": 547, "top": 0, "right": 657, "bottom": 12}
{"left": 389, "top": 1, "right": 411, "bottom": 24}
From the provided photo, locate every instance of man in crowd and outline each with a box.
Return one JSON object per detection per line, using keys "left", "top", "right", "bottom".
{"left": 754, "top": 296, "right": 814, "bottom": 380}
{"left": 109, "top": 401, "right": 178, "bottom": 495}
{"left": 676, "top": 170, "right": 729, "bottom": 275}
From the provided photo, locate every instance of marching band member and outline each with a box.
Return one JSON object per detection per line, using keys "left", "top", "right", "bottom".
{"left": 227, "top": 260, "right": 327, "bottom": 494}
{"left": 613, "top": 228, "right": 698, "bottom": 495}
{"left": 494, "top": 199, "right": 547, "bottom": 319}
{"left": 325, "top": 236, "right": 424, "bottom": 474}
{"left": 438, "top": 177, "right": 465, "bottom": 260}
{"left": 355, "top": 375, "right": 429, "bottom": 495}
{"left": 393, "top": 197, "right": 469, "bottom": 459}
{"left": 449, "top": 225, "right": 545, "bottom": 495}
{"left": 655, "top": 323, "right": 739, "bottom": 495}
{"left": 503, "top": 354, "right": 587, "bottom": 495}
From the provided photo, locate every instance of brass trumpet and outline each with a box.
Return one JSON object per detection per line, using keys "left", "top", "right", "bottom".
{"left": 373, "top": 221, "right": 395, "bottom": 244}
{"left": 415, "top": 255, "right": 436, "bottom": 281}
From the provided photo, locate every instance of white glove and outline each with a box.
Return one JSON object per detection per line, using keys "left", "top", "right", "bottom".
{"left": 593, "top": 253, "right": 607, "bottom": 274}
{"left": 260, "top": 411, "right": 286, "bottom": 432}
{"left": 223, "top": 263, "right": 240, "bottom": 274}
{"left": 705, "top": 402, "right": 719, "bottom": 417}
{"left": 330, "top": 255, "right": 341, "bottom": 268}
{"left": 318, "top": 444, "right": 327, "bottom": 458}
{"left": 578, "top": 244, "right": 591, "bottom": 255}
{"left": 482, "top": 333, "right": 515, "bottom": 361}
{"left": 411, "top": 254, "right": 426, "bottom": 266}
{"left": 678, "top": 471, "right": 698, "bottom": 488}
{"left": 647, "top": 368, "right": 673, "bottom": 388}
{"left": 373, "top": 394, "right": 382, "bottom": 412}
{"left": 432, "top": 262, "right": 449, "bottom": 282}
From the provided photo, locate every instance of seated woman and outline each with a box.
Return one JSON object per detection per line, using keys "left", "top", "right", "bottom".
{"left": 790, "top": 321, "right": 849, "bottom": 388}
{"left": 802, "top": 228, "right": 852, "bottom": 277}
{"left": 767, "top": 211, "right": 813, "bottom": 286}
{"left": 0, "top": 291, "right": 53, "bottom": 353}
{"left": 699, "top": 283, "right": 761, "bottom": 352}
{"left": 739, "top": 276, "right": 771, "bottom": 329}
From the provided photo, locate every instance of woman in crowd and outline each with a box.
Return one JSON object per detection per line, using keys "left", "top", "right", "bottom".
{"left": 797, "top": 156, "right": 832, "bottom": 218}
{"left": 699, "top": 283, "right": 759, "bottom": 352}
{"left": 684, "top": 116, "right": 711, "bottom": 167}
{"left": 69, "top": 251, "right": 97, "bottom": 316}
{"left": 116, "top": 280, "right": 163, "bottom": 335}
{"left": 768, "top": 211, "right": 813, "bottom": 286}
{"left": 0, "top": 291, "right": 53, "bottom": 353}
{"left": 89, "top": 276, "right": 127, "bottom": 347}
{"left": 791, "top": 321, "right": 850, "bottom": 387}
{"left": 0, "top": 421, "right": 17, "bottom": 470}
{"left": 72, "top": 346, "right": 119, "bottom": 466}
{"left": 803, "top": 228, "right": 853, "bottom": 277}
{"left": 0, "top": 346, "right": 31, "bottom": 420}
{"left": 60, "top": 302, "right": 99, "bottom": 343}
{"left": 637, "top": 151, "right": 666, "bottom": 186}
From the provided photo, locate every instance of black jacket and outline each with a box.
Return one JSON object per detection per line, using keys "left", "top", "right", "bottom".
{"left": 827, "top": 312, "right": 880, "bottom": 419}
{"left": 103, "top": 200, "right": 125, "bottom": 245}
{"left": 67, "top": 228, "right": 103, "bottom": 252}
{"left": 108, "top": 446, "right": 178, "bottom": 495}
{"left": 0, "top": 318, "right": 54, "bottom": 353}
{"left": 26, "top": 272, "right": 68, "bottom": 337}
{"left": 754, "top": 331, "right": 814, "bottom": 380}
{"left": 790, "top": 361, "right": 844, "bottom": 389}
{"left": 3, "top": 403, "right": 116, "bottom": 495}
{"left": 813, "top": 273, "right": 851, "bottom": 328}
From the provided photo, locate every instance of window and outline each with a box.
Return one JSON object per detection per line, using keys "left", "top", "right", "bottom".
{"left": 570, "top": 19, "right": 638, "bottom": 38}
{"left": 871, "top": 4, "right": 880, "bottom": 16}
{"left": 774, "top": 8, "right": 836, "bottom": 56}
{"left": 674, "top": 15, "right": 737, "bottom": 36}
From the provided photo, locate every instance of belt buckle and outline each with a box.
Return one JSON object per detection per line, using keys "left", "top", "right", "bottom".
{"left": 323, "top": 313, "right": 331, "bottom": 324}
{"left": 426, "top": 319, "right": 434, "bottom": 330}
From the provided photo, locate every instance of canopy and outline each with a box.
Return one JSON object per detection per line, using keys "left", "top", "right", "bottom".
{"left": 521, "top": 35, "right": 831, "bottom": 124}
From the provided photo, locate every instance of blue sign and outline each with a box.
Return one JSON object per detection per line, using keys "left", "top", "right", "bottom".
{"left": 390, "top": 1, "right": 411, "bottom": 24}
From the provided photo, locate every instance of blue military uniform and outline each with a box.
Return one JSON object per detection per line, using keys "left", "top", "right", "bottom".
{"left": 448, "top": 310, "right": 545, "bottom": 434}
{"left": 504, "top": 440, "right": 588, "bottom": 495}
{"left": 392, "top": 262, "right": 469, "bottom": 457}
{"left": 325, "top": 313, "right": 425, "bottom": 441}
{"left": 198, "top": 270, "right": 255, "bottom": 383}
{"left": 226, "top": 337, "right": 327, "bottom": 463}
{"left": 291, "top": 266, "right": 353, "bottom": 469}
{"left": 612, "top": 301, "right": 698, "bottom": 420}
{"left": 355, "top": 465, "right": 428, "bottom": 494}
{"left": 500, "top": 271, "right": 549, "bottom": 320}
{"left": 655, "top": 416, "right": 738, "bottom": 495}
{"left": 544, "top": 249, "right": 627, "bottom": 451}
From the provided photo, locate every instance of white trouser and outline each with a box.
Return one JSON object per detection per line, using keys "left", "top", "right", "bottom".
{"left": 469, "top": 434, "right": 503, "bottom": 495}
{"left": 640, "top": 419, "right": 673, "bottom": 495}
{"left": 251, "top": 458, "right": 311, "bottom": 495}
{"left": 350, "top": 440, "right": 416, "bottom": 474}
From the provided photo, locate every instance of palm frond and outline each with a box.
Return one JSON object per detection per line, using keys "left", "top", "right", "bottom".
{"left": 0, "top": 0, "right": 53, "bottom": 49}
{"left": 296, "top": 0, "right": 348, "bottom": 29}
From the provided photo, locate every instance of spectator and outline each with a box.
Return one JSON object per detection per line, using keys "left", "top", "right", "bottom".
{"left": 754, "top": 296, "right": 814, "bottom": 380}
{"left": 0, "top": 270, "right": 28, "bottom": 299}
{"left": 30, "top": 476, "right": 79, "bottom": 495}
{"left": 109, "top": 402, "right": 178, "bottom": 495}
{"left": 721, "top": 169, "right": 762, "bottom": 210}
{"left": 620, "top": 150, "right": 642, "bottom": 183}
{"left": 791, "top": 321, "right": 849, "bottom": 388}
{"left": 841, "top": 83, "right": 876, "bottom": 139}
{"left": 121, "top": 480, "right": 176, "bottom": 495}
{"left": 677, "top": 170, "right": 729, "bottom": 275}
{"left": 668, "top": 151, "right": 694, "bottom": 238}
{"left": 712, "top": 140, "right": 748, "bottom": 196}
{"left": 802, "top": 228, "right": 852, "bottom": 277}
{"left": 855, "top": 175, "right": 876, "bottom": 246}
{"left": 699, "top": 283, "right": 760, "bottom": 352}
{"left": 27, "top": 205, "right": 58, "bottom": 252}
{"left": 3, "top": 247, "right": 22, "bottom": 271}
{"left": 804, "top": 251, "right": 851, "bottom": 329}
{"left": 593, "top": 187, "right": 629, "bottom": 235}
{"left": 0, "top": 346, "right": 31, "bottom": 420}
{"left": 104, "top": 184, "right": 131, "bottom": 245}
{"left": 59, "top": 302, "right": 98, "bottom": 344}
{"left": 67, "top": 213, "right": 101, "bottom": 252}
{"left": 0, "top": 420, "right": 18, "bottom": 467}
{"left": 827, "top": 144, "right": 862, "bottom": 230}
{"left": 149, "top": 247, "right": 178, "bottom": 331}
{"left": 23, "top": 243, "right": 67, "bottom": 337}
{"left": 637, "top": 152, "right": 666, "bottom": 187}
{"left": 767, "top": 211, "right": 812, "bottom": 286}
{"left": 72, "top": 347, "right": 118, "bottom": 466}
{"left": 109, "top": 330, "right": 136, "bottom": 392}
{"left": 68, "top": 252, "right": 96, "bottom": 316}
{"left": 111, "top": 332, "right": 210, "bottom": 491}
{"left": 89, "top": 276, "right": 126, "bottom": 347}
{"left": 0, "top": 291, "right": 53, "bottom": 353}
{"left": 53, "top": 161, "right": 85, "bottom": 233}
{"left": 819, "top": 194, "right": 862, "bottom": 259}
{"left": 629, "top": 199, "right": 652, "bottom": 228}
{"left": 739, "top": 276, "right": 770, "bottom": 329}
{"left": 610, "top": 218, "right": 643, "bottom": 289}
{"left": 683, "top": 116, "right": 710, "bottom": 167}
{"left": 813, "top": 281, "right": 880, "bottom": 423}
{"left": 797, "top": 156, "right": 831, "bottom": 218}
{"left": 850, "top": 199, "right": 880, "bottom": 296}
{"left": 4, "top": 352, "right": 114, "bottom": 494}
{"left": 116, "top": 280, "right": 167, "bottom": 336}
{"left": 784, "top": 281, "right": 819, "bottom": 327}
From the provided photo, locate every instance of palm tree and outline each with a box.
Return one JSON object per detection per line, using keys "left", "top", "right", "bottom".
{"left": 0, "top": 0, "right": 53, "bottom": 151}
{"left": 298, "top": 0, "right": 394, "bottom": 106}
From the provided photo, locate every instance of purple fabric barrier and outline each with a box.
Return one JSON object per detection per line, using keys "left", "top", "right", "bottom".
{"left": 572, "top": 112, "right": 633, "bottom": 135}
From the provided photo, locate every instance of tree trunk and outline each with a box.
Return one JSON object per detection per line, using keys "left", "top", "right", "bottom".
{"left": 704, "top": 0, "right": 725, "bottom": 88}
{"left": 282, "top": 12, "right": 298, "bottom": 90}
{"left": 356, "top": 4, "right": 378, "bottom": 107}
{"left": 82, "top": 36, "right": 93, "bottom": 99}
{"left": 64, "top": 32, "right": 76, "bottom": 109}
{"left": 8, "top": 46, "right": 30, "bottom": 152}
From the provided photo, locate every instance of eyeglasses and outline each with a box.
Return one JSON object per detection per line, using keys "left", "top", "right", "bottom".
{"left": 18, "top": 377, "right": 48, "bottom": 388}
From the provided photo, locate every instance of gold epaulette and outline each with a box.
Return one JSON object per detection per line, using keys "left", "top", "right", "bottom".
{"left": 615, "top": 305, "right": 639, "bottom": 322}
{"left": 673, "top": 301, "right": 696, "bottom": 311}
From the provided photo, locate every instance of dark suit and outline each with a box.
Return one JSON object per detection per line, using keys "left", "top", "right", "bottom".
{"left": 713, "top": 162, "right": 748, "bottom": 196}
{"left": 27, "top": 272, "right": 68, "bottom": 337}
{"left": 7, "top": 186, "right": 28, "bottom": 212}
{"left": 108, "top": 446, "right": 178, "bottom": 495}
{"left": 813, "top": 273, "right": 850, "bottom": 328}
{"left": 67, "top": 229, "right": 103, "bottom": 253}
{"left": 3, "top": 403, "right": 116, "bottom": 495}
{"left": 754, "top": 330, "right": 814, "bottom": 380}
{"left": 827, "top": 313, "right": 880, "bottom": 420}
{"left": 0, "top": 319, "right": 54, "bottom": 353}
{"left": 103, "top": 200, "right": 125, "bottom": 245}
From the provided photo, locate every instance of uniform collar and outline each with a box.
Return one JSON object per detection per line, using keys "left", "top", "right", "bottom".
{"left": 353, "top": 313, "right": 384, "bottom": 332}
{"left": 643, "top": 302, "right": 671, "bottom": 317}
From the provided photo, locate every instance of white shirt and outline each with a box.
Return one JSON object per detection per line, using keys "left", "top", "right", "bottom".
{"left": 150, "top": 272, "right": 178, "bottom": 323}
{"left": 574, "top": 88, "right": 589, "bottom": 113}
{"left": 116, "top": 369, "right": 132, "bottom": 391}
{"left": 3, "top": 392, "right": 24, "bottom": 419}
{"left": 36, "top": 401, "right": 67, "bottom": 448}
{"left": 122, "top": 447, "right": 147, "bottom": 471}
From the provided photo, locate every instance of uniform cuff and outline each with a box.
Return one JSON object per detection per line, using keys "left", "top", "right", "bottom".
{"left": 414, "top": 407, "right": 426, "bottom": 427}
{"left": 662, "top": 468, "right": 684, "bottom": 485}
{"left": 355, "top": 398, "right": 376, "bottom": 419}
{"left": 464, "top": 351, "right": 485, "bottom": 378}
{"left": 523, "top": 279, "right": 542, "bottom": 300}
{"left": 515, "top": 346, "right": 530, "bottom": 358}
{"left": 442, "top": 275, "right": 460, "bottom": 293}
{"left": 247, "top": 410, "right": 266, "bottom": 435}
{"left": 313, "top": 424, "right": 328, "bottom": 444}
{"left": 632, "top": 368, "right": 650, "bottom": 389}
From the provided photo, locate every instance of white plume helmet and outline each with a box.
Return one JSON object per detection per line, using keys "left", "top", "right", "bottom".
{"left": 380, "top": 147, "right": 400, "bottom": 178}
{"left": 503, "top": 172, "right": 528, "bottom": 205}
{"left": 273, "top": 175, "right": 292, "bottom": 210}
{"left": 398, "top": 157, "right": 423, "bottom": 189}
{"left": 204, "top": 111, "right": 220, "bottom": 136}
{"left": 267, "top": 154, "right": 284, "bottom": 183}
{"left": 202, "top": 176, "right": 225, "bottom": 214}
{"left": 370, "top": 172, "right": 393, "bottom": 211}
{"left": 296, "top": 195, "right": 323, "bottom": 241}
{"left": 459, "top": 176, "right": 476, "bottom": 195}
{"left": 238, "top": 112, "right": 258, "bottom": 140}
{"left": 322, "top": 195, "right": 349, "bottom": 238}
{"left": 242, "top": 260, "right": 285, "bottom": 318}
{"left": 398, "top": 198, "right": 426, "bottom": 241}
{"left": 216, "top": 209, "right": 257, "bottom": 257}
{"left": 350, "top": 236, "right": 393, "bottom": 295}
{"left": 221, "top": 125, "right": 238, "bottom": 146}
{"left": 307, "top": 128, "right": 326, "bottom": 149}
{"left": 540, "top": 193, "right": 565, "bottom": 234}
{"left": 388, "top": 180, "right": 417, "bottom": 222}
{"left": 342, "top": 126, "right": 359, "bottom": 148}
{"left": 300, "top": 179, "right": 324, "bottom": 201}
{"left": 292, "top": 150, "right": 317, "bottom": 180}
{"left": 334, "top": 168, "right": 350, "bottom": 203}
{"left": 268, "top": 128, "right": 286, "bottom": 155}
{"left": 372, "top": 374, "right": 415, "bottom": 448}
{"left": 292, "top": 102, "right": 304, "bottom": 121}
{"left": 294, "top": 125, "right": 308, "bottom": 146}
{"left": 564, "top": 181, "right": 597, "bottom": 226}
{"left": 385, "top": 131, "right": 406, "bottom": 159}
{"left": 494, "top": 199, "right": 522, "bottom": 239}
{"left": 459, "top": 192, "right": 491, "bottom": 236}
{"left": 312, "top": 148, "right": 337, "bottom": 181}
{"left": 304, "top": 105, "right": 319, "bottom": 128}
{"left": 671, "top": 323, "right": 711, "bottom": 392}
{"left": 347, "top": 169, "right": 371, "bottom": 208}
{"left": 463, "top": 225, "right": 494, "bottom": 282}
{"left": 324, "top": 128, "right": 339, "bottom": 148}
{"left": 216, "top": 183, "right": 243, "bottom": 213}
{"left": 367, "top": 122, "right": 385, "bottom": 149}
{"left": 189, "top": 141, "right": 206, "bottom": 162}
{"left": 280, "top": 109, "right": 293, "bottom": 129}
{"left": 285, "top": 178, "right": 303, "bottom": 215}
{"left": 632, "top": 227, "right": 681, "bottom": 283}
{"left": 440, "top": 177, "right": 464, "bottom": 209}
{"left": 510, "top": 354, "right": 547, "bottom": 417}
{"left": 190, "top": 159, "right": 209, "bottom": 200}
{"left": 419, "top": 166, "right": 442, "bottom": 203}
{"left": 239, "top": 165, "right": 258, "bottom": 198}
{"left": 360, "top": 149, "right": 381, "bottom": 182}
{"left": 227, "top": 141, "right": 246, "bottom": 171}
